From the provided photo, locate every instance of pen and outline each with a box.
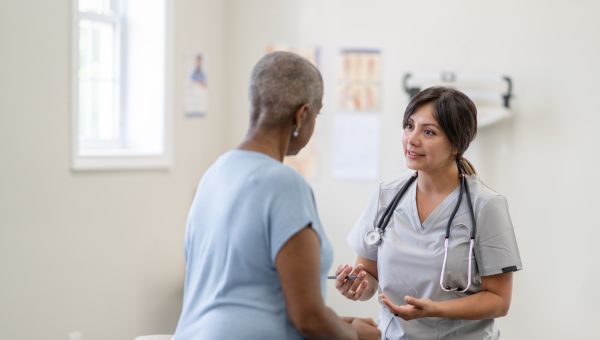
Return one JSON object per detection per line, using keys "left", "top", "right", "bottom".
{"left": 327, "top": 275, "right": 358, "bottom": 280}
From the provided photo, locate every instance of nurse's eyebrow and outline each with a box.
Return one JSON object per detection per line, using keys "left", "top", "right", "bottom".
{"left": 406, "top": 117, "right": 440, "bottom": 129}
{"left": 419, "top": 123, "right": 441, "bottom": 129}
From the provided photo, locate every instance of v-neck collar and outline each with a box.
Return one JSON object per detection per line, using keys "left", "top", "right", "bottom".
{"left": 410, "top": 181, "right": 460, "bottom": 231}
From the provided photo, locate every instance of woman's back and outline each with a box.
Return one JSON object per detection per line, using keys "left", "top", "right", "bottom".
{"left": 174, "top": 149, "right": 333, "bottom": 340}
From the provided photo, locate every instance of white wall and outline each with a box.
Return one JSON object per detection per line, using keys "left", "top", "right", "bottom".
{"left": 0, "top": 0, "right": 227, "bottom": 339}
{"left": 2, "top": 0, "right": 600, "bottom": 339}
{"left": 224, "top": 1, "right": 600, "bottom": 339}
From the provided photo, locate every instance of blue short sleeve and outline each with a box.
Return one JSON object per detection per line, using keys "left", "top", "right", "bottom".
{"left": 267, "top": 170, "right": 319, "bottom": 263}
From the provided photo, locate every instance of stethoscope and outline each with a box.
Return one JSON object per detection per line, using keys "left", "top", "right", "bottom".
{"left": 364, "top": 170, "right": 477, "bottom": 293}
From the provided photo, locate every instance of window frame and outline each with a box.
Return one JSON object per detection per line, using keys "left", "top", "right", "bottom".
{"left": 71, "top": 0, "right": 173, "bottom": 171}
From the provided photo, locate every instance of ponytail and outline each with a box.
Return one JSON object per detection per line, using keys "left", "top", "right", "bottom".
{"left": 457, "top": 157, "right": 476, "bottom": 176}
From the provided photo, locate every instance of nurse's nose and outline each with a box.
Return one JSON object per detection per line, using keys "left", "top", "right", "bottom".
{"left": 404, "top": 129, "right": 420, "bottom": 147}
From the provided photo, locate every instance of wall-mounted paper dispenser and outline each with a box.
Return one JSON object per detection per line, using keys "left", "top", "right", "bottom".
{"left": 403, "top": 72, "right": 513, "bottom": 127}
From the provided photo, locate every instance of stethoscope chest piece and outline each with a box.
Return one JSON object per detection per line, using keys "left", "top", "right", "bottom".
{"left": 365, "top": 173, "right": 418, "bottom": 248}
{"left": 365, "top": 230, "right": 383, "bottom": 246}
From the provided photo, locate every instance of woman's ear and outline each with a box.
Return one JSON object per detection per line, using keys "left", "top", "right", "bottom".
{"left": 294, "top": 104, "right": 310, "bottom": 129}
{"left": 452, "top": 146, "right": 460, "bottom": 157}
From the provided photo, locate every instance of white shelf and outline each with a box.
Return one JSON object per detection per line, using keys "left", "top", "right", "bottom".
{"left": 478, "top": 106, "right": 513, "bottom": 127}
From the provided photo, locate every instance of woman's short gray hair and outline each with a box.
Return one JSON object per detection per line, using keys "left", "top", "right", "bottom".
{"left": 248, "top": 51, "right": 323, "bottom": 128}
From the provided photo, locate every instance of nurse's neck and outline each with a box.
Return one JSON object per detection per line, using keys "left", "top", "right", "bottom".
{"left": 416, "top": 165, "right": 460, "bottom": 196}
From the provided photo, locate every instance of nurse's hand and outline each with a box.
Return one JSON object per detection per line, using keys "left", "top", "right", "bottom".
{"left": 379, "top": 293, "right": 439, "bottom": 321}
{"left": 334, "top": 264, "right": 370, "bottom": 301}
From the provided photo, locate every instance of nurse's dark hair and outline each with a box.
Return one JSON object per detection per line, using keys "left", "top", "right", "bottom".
{"left": 403, "top": 86, "right": 478, "bottom": 175}
{"left": 248, "top": 51, "right": 323, "bottom": 129}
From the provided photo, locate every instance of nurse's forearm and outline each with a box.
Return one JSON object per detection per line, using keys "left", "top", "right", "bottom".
{"left": 434, "top": 290, "right": 510, "bottom": 319}
{"left": 434, "top": 273, "right": 513, "bottom": 320}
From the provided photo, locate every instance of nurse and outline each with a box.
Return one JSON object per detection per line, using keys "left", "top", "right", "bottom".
{"left": 335, "top": 87, "right": 522, "bottom": 339}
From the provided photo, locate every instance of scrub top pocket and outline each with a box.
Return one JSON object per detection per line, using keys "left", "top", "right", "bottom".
{"left": 441, "top": 223, "right": 478, "bottom": 293}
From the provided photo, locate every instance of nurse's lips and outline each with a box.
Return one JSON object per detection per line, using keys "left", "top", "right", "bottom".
{"left": 406, "top": 150, "right": 424, "bottom": 160}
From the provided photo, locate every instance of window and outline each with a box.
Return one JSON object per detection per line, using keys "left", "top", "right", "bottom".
{"left": 72, "top": 0, "right": 172, "bottom": 170}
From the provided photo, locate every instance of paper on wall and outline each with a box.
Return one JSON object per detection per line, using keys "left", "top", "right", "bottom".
{"left": 331, "top": 114, "right": 381, "bottom": 180}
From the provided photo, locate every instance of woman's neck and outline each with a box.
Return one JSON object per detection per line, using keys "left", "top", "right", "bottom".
{"left": 416, "top": 165, "right": 460, "bottom": 196}
{"left": 238, "top": 126, "right": 291, "bottom": 162}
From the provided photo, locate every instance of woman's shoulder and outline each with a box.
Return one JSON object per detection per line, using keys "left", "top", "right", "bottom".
{"left": 275, "top": 164, "right": 310, "bottom": 187}
{"left": 253, "top": 160, "right": 311, "bottom": 193}
{"left": 380, "top": 171, "right": 418, "bottom": 192}
{"left": 222, "top": 149, "right": 311, "bottom": 193}
{"left": 467, "top": 175, "right": 508, "bottom": 206}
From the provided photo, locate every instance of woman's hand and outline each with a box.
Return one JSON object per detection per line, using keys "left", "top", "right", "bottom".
{"left": 379, "top": 293, "right": 439, "bottom": 321}
{"left": 334, "top": 263, "right": 371, "bottom": 301}
{"left": 348, "top": 318, "right": 380, "bottom": 340}
{"left": 380, "top": 272, "right": 513, "bottom": 321}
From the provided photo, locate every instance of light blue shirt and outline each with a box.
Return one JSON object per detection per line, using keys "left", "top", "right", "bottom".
{"left": 174, "top": 150, "right": 333, "bottom": 340}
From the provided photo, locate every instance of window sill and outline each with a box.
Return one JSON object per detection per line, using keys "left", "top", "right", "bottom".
{"left": 72, "top": 154, "right": 172, "bottom": 171}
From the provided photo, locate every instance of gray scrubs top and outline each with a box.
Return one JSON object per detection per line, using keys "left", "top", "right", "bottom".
{"left": 348, "top": 173, "right": 522, "bottom": 340}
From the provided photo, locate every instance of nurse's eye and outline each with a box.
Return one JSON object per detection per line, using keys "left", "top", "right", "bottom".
{"left": 424, "top": 129, "right": 437, "bottom": 137}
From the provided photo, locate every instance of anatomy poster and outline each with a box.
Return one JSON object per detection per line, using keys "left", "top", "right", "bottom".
{"left": 338, "top": 49, "right": 381, "bottom": 113}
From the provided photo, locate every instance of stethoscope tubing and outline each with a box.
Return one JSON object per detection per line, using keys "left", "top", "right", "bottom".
{"left": 372, "top": 171, "right": 478, "bottom": 292}
{"left": 376, "top": 174, "right": 417, "bottom": 231}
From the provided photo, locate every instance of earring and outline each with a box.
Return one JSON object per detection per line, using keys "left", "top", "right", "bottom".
{"left": 292, "top": 129, "right": 300, "bottom": 138}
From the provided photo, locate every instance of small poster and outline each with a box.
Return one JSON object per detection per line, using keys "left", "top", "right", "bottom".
{"left": 184, "top": 53, "right": 209, "bottom": 116}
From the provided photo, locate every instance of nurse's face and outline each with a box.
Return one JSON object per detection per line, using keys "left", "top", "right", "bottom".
{"left": 402, "top": 104, "right": 456, "bottom": 173}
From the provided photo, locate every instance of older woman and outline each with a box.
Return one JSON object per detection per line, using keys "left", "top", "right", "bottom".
{"left": 174, "top": 52, "right": 380, "bottom": 340}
